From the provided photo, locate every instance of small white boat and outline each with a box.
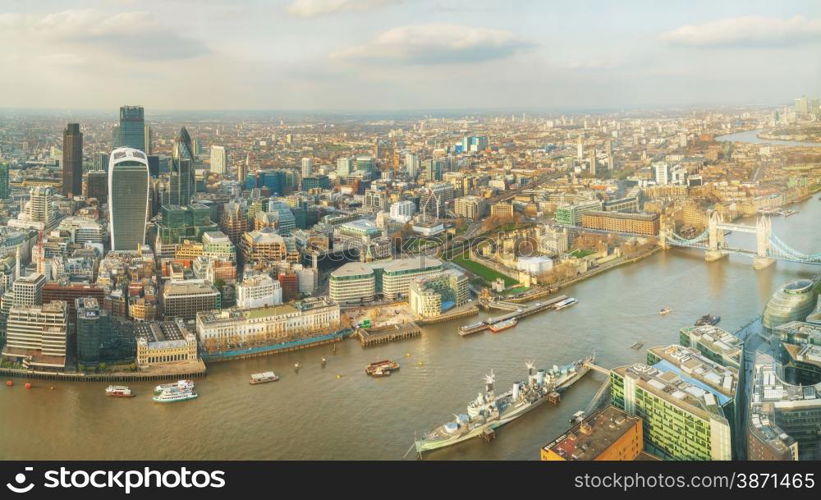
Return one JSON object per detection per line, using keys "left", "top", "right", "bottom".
{"left": 554, "top": 297, "right": 578, "bottom": 310}
{"left": 154, "top": 380, "right": 195, "bottom": 395}
{"left": 249, "top": 371, "right": 279, "bottom": 385}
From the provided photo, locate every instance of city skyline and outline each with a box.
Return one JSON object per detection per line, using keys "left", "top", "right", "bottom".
{"left": 0, "top": 0, "right": 820, "bottom": 473}
{"left": 0, "top": 1, "right": 819, "bottom": 111}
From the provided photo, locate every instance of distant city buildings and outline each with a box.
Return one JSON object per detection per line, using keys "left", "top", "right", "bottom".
{"left": 389, "top": 200, "right": 416, "bottom": 223}
{"left": 454, "top": 195, "right": 486, "bottom": 219}
{"left": 555, "top": 200, "right": 602, "bottom": 226}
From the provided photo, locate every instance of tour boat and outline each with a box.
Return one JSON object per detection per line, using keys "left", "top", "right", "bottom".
{"left": 554, "top": 297, "right": 578, "bottom": 310}
{"left": 105, "top": 385, "right": 134, "bottom": 398}
{"left": 249, "top": 371, "right": 279, "bottom": 385}
{"left": 488, "top": 318, "right": 518, "bottom": 333}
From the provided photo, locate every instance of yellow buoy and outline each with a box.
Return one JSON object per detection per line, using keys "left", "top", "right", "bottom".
{"left": 336, "top": 374, "right": 343, "bottom": 379}
{"left": 417, "top": 361, "right": 424, "bottom": 366}
{"left": 404, "top": 352, "right": 411, "bottom": 358}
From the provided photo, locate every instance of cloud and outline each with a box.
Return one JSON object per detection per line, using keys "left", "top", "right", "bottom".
{"left": 332, "top": 23, "right": 534, "bottom": 64}
{"left": 0, "top": 9, "right": 209, "bottom": 60}
{"left": 564, "top": 59, "right": 623, "bottom": 71}
{"left": 660, "top": 16, "right": 821, "bottom": 48}
{"left": 287, "top": 0, "right": 400, "bottom": 18}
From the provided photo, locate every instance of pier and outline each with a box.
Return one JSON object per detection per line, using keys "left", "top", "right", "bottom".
{"left": 202, "top": 329, "right": 353, "bottom": 362}
{"left": 416, "top": 304, "right": 479, "bottom": 325}
{"left": 583, "top": 361, "right": 611, "bottom": 376}
{"left": 459, "top": 294, "right": 569, "bottom": 336}
{"left": 356, "top": 323, "right": 422, "bottom": 347}
{"left": 0, "top": 361, "right": 207, "bottom": 383}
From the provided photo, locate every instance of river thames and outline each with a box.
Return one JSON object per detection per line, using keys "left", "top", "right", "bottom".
{"left": 1, "top": 202, "right": 819, "bottom": 461}
{"left": 716, "top": 129, "right": 821, "bottom": 147}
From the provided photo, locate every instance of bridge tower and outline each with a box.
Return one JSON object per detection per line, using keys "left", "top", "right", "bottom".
{"left": 753, "top": 215, "right": 775, "bottom": 270}
{"left": 657, "top": 215, "right": 672, "bottom": 250}
{"left": 705, "top": 210, "right": 728, "bottom": 262}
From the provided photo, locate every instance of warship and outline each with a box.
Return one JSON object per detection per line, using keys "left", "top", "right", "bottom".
{"left": 414, "top": 354, "right": 595, "bottom": 454}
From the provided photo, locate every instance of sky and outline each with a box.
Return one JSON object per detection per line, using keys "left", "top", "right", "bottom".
{"left": 0, "top": 0, "right": 819, "bottom": 112}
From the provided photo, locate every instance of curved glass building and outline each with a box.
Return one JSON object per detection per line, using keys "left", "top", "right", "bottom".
{"left": 108, "top": 148, "right": 150, "bottom": 251}
{"left": 169, "top": 127, "right": 195, "bottom": 206}
{"left": 762, "top": 279, "right": 819, "bottom": 331}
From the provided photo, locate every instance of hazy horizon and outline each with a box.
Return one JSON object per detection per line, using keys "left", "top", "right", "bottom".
{"left": 1, "top": 0, "right": 819, "bottom": 111}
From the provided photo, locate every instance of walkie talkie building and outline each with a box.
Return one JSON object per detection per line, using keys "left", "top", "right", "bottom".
{"left": 108, "top": 147, "right": 150, "bottom": 251}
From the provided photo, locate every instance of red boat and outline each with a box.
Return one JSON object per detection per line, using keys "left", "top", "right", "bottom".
{"left": 488, "top": 318, "right": 518, "bottom": 333}
{"left": 105, "top": 385, "right": 134, "bottom": 397}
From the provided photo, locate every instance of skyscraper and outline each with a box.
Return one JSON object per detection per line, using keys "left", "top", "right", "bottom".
{"left": 210, "top": 145, "right": 227, "bottom": 174}
{"left": 606, "top": 140, "right": 614, "bottom": 170}
{"left": 337, "top": 157, "right": 352, "bottom": 177}
{"left": 356, "top": 155, "right": 377, "bottom": 180}
{"left": 85, "top": 171, "right": 108, "bottom": 204}
{"left": 170, "top": 128, "right": 195, "bottom": 206}
{"left": 220, "top": 200, "right": 248, "bottom": 245}
{"left": 654, "top": 162, "right": 671, "bottom": 185}
{"left": 301, "top": 157, "right": 313, "bottom": 178}
{"left": 28, "top": 186, "right": 55, "bottom": 225}
{"left": 404, "top": 153, "right": 419, "bottom": 178}
{"left": 144, "top": 124, "right": 153, "bottom": 154}
{"left": 94, "top": 152, "right": 109, "bottom": 172}
{"left": 115, "top": 106, "right": 145, "bottom": 151}
{"left": 0, "top": 163, "right": 9, "bottom": 199}
{"left": 108, "top": 148, "right": 150, "bottom": 251}
{"left": 589, "top": 147, "right": 597, "bottom": 177}
{"left": 147, "top": 155, "right": 160, "bottom": 178}
{"left": 238, "top": 154, "right": 250, "bottom": 183}
{"left": 62, "top": 123, "right": 83, "bottom": 197}
{"left": 13, "top": 273, "right": 46, "bottom": 307}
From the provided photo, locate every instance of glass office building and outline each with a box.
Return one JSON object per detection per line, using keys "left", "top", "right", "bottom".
{"left": 108, "top": 148, "right": 150, "bottom": 251}
{"left": 0, "top": 163, "right": 9, "bottom": 199}
{"left": 115, "top": 105, "right": 145, "bottom": 151}
{"left": 762, "top": 279, "right": 818, "bottom": 331}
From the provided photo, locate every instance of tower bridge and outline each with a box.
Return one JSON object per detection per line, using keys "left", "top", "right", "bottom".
{"left": 661, "top": 210, "right": 820, "bottom": 268}
{"left": 560, "top": 210, "right": 820, "bottom": 268}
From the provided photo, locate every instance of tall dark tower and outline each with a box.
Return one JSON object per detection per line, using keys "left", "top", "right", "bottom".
{"left": 169, "top": 127, "right": 194, "bottom": 206}
{"left": 62, "top": 123, "right": 83, "bottom": 197}
{"left": 115, "top": 105, "right": 145, "bottom": 151}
